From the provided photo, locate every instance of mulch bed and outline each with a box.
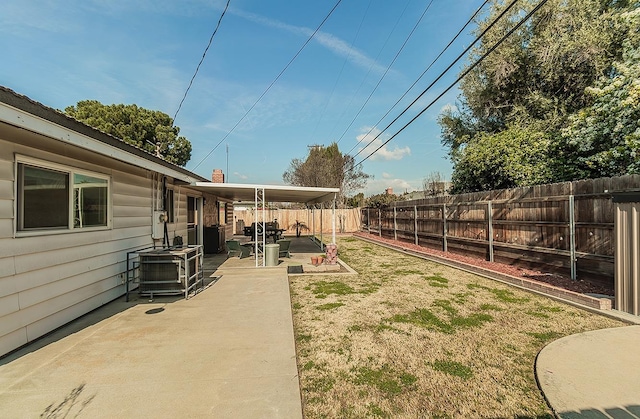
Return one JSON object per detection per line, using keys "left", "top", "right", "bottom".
{"left": 353, "top": 232, "right": 614, "bottom": 296}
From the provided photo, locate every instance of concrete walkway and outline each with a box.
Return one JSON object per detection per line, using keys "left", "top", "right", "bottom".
{"left": 0, "top": 266, "right": 302, "bottom": 418}
{"left": 536, "top": 325, "right": 640, "bottom": 418}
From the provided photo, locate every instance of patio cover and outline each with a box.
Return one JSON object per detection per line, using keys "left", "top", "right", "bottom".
{"left": 191, "top": 182, "right": 339, "bottom": 204}
{"left": 190, "top": 182, "right": 340, "bottom": 267}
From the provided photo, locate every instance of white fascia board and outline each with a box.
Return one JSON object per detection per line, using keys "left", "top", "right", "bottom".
{"left": 0, "top": 102, "right": 198, "bottom": 183}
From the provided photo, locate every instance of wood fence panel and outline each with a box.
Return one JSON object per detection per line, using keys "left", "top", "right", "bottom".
{"left": 234, "top": 207, "right": 362, "bottom": 235}
{"left": 361, "top": 175, "right": 640, "bottom": 286}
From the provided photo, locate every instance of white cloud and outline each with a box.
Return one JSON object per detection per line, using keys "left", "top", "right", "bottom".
{"left": 356, "top": 126, "right": 411, "bottom": 161}
{"left": 440, "top": 103, "right": 458, "bottom": 114}
{"left": 230, "top": 8, "right": 388, "bottom": 75}
{"left": 233, "top": 172, "right": 248, "bottom": 180}
{"left": 382, "top": 172, "right": 392, "bottom": 179}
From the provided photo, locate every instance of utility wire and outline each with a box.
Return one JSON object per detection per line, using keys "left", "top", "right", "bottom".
{"left": 173, "top": 0, "right": 231, "bottom": 124}
{"left": 191, "top": 0, "right": 343, "bottom": 172}
{"left": 334, "top": 0, "right": 435, "bottom": 146}
{"left": 345, "top": 0, "right": 490, "bottom": 157}
{"left": 355, "top": 0, "right": 550, "bottom": 166}
{"left": 351, "top": 0, "right": 518, "bottom": 163}
{"left": 309, "top": 0, "right": 373, "bottom": 145}
{"left": 325, "top": 0, "right": 411, "bottom": 146}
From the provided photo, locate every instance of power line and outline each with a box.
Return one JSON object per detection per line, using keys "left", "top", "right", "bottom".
{"left": 345, "top": 0, "right": 490, "bottom": 157}
{"left": 352, "top": 0, "right": 518, "bottom": 163}
{"left": 355, "top": 0, "right": 551, "bottom": 167}
{"left": 309, "top": 0, "right": 373, "bottom": 145}
{"left": 173, "top": 0, "right": 231, "bottom": 124}
{"left": 334, "top": 0, "right": 436, "bottom": 146}
{"left": 325, "top": 0, "right": 412, "bottom": 145}
{"left": 191, "top": 0, "right": 343, "bottom": 172}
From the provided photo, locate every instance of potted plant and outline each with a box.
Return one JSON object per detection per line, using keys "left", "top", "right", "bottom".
{"left": 291, "top": 220, "right": 309, "bottom": 238}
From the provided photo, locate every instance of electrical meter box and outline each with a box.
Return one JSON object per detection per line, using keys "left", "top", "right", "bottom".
{"left": 152, "top": 211, "right": 167, "bottom": 240}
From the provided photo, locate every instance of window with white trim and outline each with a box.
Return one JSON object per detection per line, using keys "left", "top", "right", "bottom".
{"left": 17, "top": 158, "right": 110, "bottom": 232}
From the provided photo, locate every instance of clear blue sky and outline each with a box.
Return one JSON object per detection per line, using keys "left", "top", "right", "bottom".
{"left": 1, "top": 0, "right": 487, "bottom": 196}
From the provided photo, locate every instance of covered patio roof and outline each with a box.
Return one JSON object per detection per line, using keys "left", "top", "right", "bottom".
{"left": 191, "top": 182, "right": 339, "bottom": 204}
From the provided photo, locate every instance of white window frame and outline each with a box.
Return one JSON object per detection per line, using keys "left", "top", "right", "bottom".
{"left": 15, "top": 155, "right": 112, "bottom": 236}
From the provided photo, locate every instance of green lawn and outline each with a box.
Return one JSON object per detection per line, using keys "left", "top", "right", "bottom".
{"left": 289, "top": 237, "right": 624, "bottom": 418}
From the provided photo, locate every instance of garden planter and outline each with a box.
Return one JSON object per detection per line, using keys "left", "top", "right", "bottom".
{"left": 325, "top": 243, "right": 338, "bottom": 265}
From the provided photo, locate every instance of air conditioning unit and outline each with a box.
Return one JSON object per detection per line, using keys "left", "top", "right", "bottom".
{"left": 138, "top": 246, "right": 204, "bottom": 299}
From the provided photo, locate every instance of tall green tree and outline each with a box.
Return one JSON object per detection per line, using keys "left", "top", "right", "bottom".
{"left": 283, "top": 143, "right": 371, "bottom": 204}
{"left": 439, "top": 0, "right": 636, "bottom": 192}
{"left": 561, "top": 8, "right": 640, "bottom": 178}
{"left": 65, "top": 100, "right": 192, "bottom": 166}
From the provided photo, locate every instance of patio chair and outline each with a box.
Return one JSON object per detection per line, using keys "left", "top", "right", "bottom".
{"left": 277, "top": 239, "right": 291, "bottom": 258}
{"left": 226, "top": 240, "right": 251, "bottom": 259}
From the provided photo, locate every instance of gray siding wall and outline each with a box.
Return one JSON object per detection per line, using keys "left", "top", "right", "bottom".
{"left": 0, "top": 135, "right": 199, "bottom": 357}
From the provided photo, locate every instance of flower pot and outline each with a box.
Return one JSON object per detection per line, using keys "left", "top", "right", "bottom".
{"left": 311, "top": 256, "right": 318, "bottom": 266}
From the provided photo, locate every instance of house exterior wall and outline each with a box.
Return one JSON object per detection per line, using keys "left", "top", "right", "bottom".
{"left": 0, "top": 126, "right": 207, "bottom": 357}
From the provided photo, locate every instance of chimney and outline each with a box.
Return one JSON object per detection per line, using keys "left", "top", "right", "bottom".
{"left": 385, "top": 187, "right": 393, "bottom": 195}
{"left": 212, "top": 169, "right": 225, "bottom": 183}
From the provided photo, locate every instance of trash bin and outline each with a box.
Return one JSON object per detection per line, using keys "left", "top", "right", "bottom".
{"left": 265, "top": 243, "right": 279, "bottom": 266}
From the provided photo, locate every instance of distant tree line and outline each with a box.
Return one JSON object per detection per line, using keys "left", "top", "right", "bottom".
{"left": 440, "top": 0, "right": 640, "bottom": 193}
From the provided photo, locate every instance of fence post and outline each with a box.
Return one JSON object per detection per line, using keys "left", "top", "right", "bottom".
{"left": 443, "top": 203, "right": 448, "bottom": 252}
{"left": 320, "top": 203, "right": 324, "bottom": 248}
{"left": 414, "top": 205, "right": 418, "bottom": 245}
{"left": 569, "top": 195, "right": 576, "bottom": 280}
{"left": 488, "top": 200, "right": 494, "bottom": 262}
{"left": 367, "top": 208, "right": 370, "bottom": 233}
{"left": 378, "top": 209, "right": 382, "bottom": 237}
{"left": 393, "top": 204, "right": 398, "bottom": 241}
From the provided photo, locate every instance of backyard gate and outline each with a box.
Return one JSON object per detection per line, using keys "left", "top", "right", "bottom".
{"left": 613, "top": 191, "right": 640, "bottom": 315}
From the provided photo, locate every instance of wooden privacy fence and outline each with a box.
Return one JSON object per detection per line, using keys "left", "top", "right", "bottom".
{"left": 233, "top": 207, "right": 361, "bottom": 236}
{"left": 361, "top": 175, "right": 640, "bottom": 286}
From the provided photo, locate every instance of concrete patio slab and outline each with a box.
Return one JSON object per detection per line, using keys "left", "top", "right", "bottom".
{"left": 536, "top": 326, "right": 640, "bottom": 418}
{"left": 0, "top": 266, "right": 302, "bottom": 418}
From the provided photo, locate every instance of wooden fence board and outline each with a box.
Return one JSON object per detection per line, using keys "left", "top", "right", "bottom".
{"left": 362, "top": 175, "right": 640, "bottom": 285}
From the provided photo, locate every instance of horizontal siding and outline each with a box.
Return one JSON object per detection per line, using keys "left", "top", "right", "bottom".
{"left": 12, "top": 235, "right": 149, "bottom": 275}
{"left": 112, "top": 216, "right": 151, "bottom": 230}
{"left": 13, "top": 237, "right": 149, "bottom": 293}
{"left": 0, "top": 273, "right": 17, "bottom": 297}
{"left": 0, "top": 280, "right": 116, "bottom": 338}
{"left": 0, "top": 219, "right": 12, "bottom": 239}
{"left": 18, "top": 265, "right": 120, "bottom": 309}
{"left": 0, "top": 179, "right": 12, "bottom": 200}
{"left": 112, "top": 204, "right": 151, "bottom": 218}
{"left": 0, "top": 328, "right": 27, "bottom": 359}
{"left": 0, "top": 136, "right": 205, "bottom": 356}
{"left": 0, "top": 199, "right": 13, "bottom": 219}
{"left": 0, "top": 226, "right": 149, "bottom": 259}
{"left": 0, "top": 160, "right": 12, "bottom": 180}
{"left": 25, "top": 287, "right": 122, "bottom": 343}
{"left": 112, "top": 181, "right": 152, "bottom": 199}
{"left": 0, "top": 293, "right": 20, "bottom": 318}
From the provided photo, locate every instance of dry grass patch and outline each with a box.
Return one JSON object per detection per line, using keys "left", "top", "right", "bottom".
{"left": 290, "top": 237, "right": 626, "bottom": 418}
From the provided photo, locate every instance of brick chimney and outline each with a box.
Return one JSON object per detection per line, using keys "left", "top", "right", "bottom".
{"left": 211, "top": 169, "right": 225, "bottom": 183}
{"left": 385, "top": 187, "right": 393, "bottom": 195}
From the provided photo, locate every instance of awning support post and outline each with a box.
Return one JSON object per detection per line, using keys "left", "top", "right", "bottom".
{"left": 332, "top": 196, "right": 336, "bottom": 245}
